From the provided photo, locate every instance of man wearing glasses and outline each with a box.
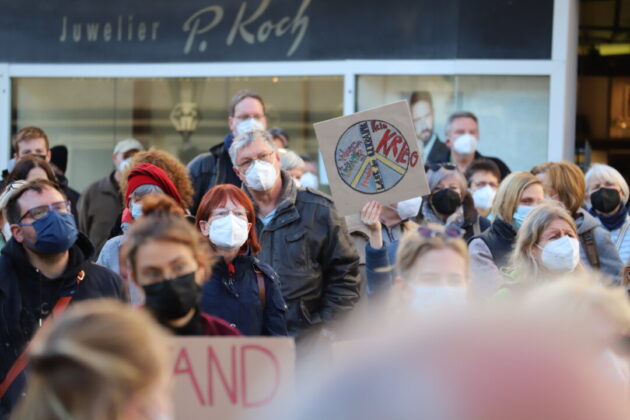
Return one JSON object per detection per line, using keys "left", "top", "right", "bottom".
{"left": 189, "top": 89, "right": 268, "bottom": 214}
{"left": 229, "top": 129, "right": 360, "bottom": 349}
{"left": 0, "top": 179, "right": 124, "bottom": 416}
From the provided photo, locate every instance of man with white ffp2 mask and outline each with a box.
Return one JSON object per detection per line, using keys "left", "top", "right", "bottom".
{"left": 465, "top": 158, "right": 501, "bottom": 219}
{"left": 188, "top": 89, "right": 269, "bottom": 215}
{"left": 430, "top": 111, "right": 510, "bottom": 179}
{"left": 228, "top": 129, "right": 360, "bottom": 339}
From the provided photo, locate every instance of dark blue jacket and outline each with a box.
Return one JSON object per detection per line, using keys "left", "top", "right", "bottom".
{"left": 0, "top": 234, "right": 125, "bottom": 418}
{"left": 200, "top": 254, "right": 288, "bottom": 336}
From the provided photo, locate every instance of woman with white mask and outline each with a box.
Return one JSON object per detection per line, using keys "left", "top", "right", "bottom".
{"left": 468, "top": 172, "right": 544, "bottom": 298}
{"left": 195, "top": 184, "right": 288, "bottom": 336}
{"left": 506, "top": 201, "right": 584, "bottom": 293}
{"left": 394, "top": 223, "right": 470, "bottom": 314}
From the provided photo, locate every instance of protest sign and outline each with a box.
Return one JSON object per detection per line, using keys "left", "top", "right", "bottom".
{"left": 170, "top": 337, "right": 295, "bottom": 420}
{"left": 314, "top": 101, "right": 429, "bottom": 215}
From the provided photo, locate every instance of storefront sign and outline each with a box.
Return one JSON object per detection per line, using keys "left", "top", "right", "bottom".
{"left": 314, "top": 101, "right": 429, "bottom": 215}
{"left": 0, "top": 0, "right": 553, "bottom": 63}
{"left": 170, "top": 337, "right": 295, "bottom": 420}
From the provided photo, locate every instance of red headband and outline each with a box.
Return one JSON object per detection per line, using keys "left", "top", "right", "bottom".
{"left": 125, "top": 163, "right": 183, "bottom": 206}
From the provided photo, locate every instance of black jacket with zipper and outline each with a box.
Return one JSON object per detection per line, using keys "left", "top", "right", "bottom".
{"left": 0, "top": 233, "right": 125, "bottom": 418}
{"left": 248, "top": 171, "right": 361, "bottom": 338}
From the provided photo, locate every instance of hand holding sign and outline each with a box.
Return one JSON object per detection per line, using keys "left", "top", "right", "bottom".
{"left": 314, "top": 101, "right": 429, "bottom": 216}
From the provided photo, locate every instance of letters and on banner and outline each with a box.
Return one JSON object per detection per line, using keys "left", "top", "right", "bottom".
{"left": 314, "top": 101, "right": 429, "bottom": 216}
{"left": 170, "top": 337, "right": 295, "bottom": 420}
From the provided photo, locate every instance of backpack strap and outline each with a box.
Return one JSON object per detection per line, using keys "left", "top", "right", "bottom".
{"left": 254, "top": 269, "right": 266, "bottom": 310}
{"left": 615, "top": 216, "right": 630, "bottom": 251}
{"left": 579, "top": 230, "right": 601, "bottom": 269}
{"left": 0, "top": 270, "right": 84, "bottom": 399}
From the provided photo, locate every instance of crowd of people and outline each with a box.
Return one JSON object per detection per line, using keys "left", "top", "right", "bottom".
{"left": 1, "top": 89, "right": 630, "bottom": 419}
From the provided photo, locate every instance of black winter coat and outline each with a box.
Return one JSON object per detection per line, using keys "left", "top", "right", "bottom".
{"left": 248, "top": 171, "right": 361, "bottom": 338}
{"left": 187, "top": 133, "right": 242, "bottom": 215}
{"left": 0, "top": 234, "right": 125, "bottom": 418}
{"left": 200, "top": 254, "right": 288, "bottom": 336}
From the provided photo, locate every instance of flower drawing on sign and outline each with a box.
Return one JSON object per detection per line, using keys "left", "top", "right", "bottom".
{"left": 335, "top": 120, "right": 419, "bottom": 194}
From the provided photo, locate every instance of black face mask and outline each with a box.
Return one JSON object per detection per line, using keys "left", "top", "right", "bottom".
{"left": 591, "top": 188, "right": 621, "bottom": 214}
{"left": 430, "top": 188, "right": 461, "bottom": 216}
{"left": 142, "top": 271, "right": 200, "bottom": 322}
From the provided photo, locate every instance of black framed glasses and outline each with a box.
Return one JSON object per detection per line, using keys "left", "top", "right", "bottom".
{"left": 425, "top": 163, "right": 457, "bottom": 172}
{"left": 417, "top": 225, "right": 463, "bottom": 239}
{"left": 18, "top": 201, "right": 71, "bottom": 223}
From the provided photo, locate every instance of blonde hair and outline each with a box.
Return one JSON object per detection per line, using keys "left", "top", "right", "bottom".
{"left": 510, "top": 200, "right": 581, "bottom": 281}
{"left": 523, "top": 274, "right": 630, "bottom": 336}
{"left": 542, "top": 161, "right": 586, "bottom": 215}
{"left": 11, "top": 300, "right": 170, "bottom": 420}
{"left": 492, "top": 171, "right": 541, "bottom": 223}
{"left": 396, "top": 223, "right": 469, "bottom": 279}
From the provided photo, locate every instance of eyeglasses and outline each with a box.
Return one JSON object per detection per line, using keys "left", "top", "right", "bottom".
{"left": 425, "top": 163, "right": 457, "bottom": 172}
{"left": 417, "top": 225, "right": 463, "bottom": 239}
{"left": 19, "top": 201, "right": 71, "bottom": 223}
{"left": 211, "top": 208, "right": 249, "bottom": 219}
{"left": 236, "top": 151, "right": 275, "bottom": 171}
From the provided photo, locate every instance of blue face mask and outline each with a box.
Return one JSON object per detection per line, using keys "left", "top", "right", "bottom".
{"left": 130, "top": 201, "right": 143, "bottom": 220}
{"left": 512, "top": 205, "right": 535, "bottom": 230}
{"left": 20, "top": 211, "right": 78, "bottom": 254}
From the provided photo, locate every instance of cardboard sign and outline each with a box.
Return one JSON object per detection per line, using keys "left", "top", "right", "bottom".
{"left": 170, "top": 337, "right": 295, "bottom": 420}
{"left": 314, "top": 101, "right": 429, "bottom": 215}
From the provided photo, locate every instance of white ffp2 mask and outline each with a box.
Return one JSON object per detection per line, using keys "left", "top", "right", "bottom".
{"left": 244, "top": 160, "right": 277, "bottom": 191}
{"left": 538, "top": 236, "right": 580, "bottom": 272}
{"left": 396, "top": 197, "right": 422, "bottom": 220}
{"left": 472, "top": 185, "right": 496, "bottom": 210}
{"left": 452, "top": 134, "right": 478, "bottom": 155}
{"left": 235, "top": 118, "right": 265, "bottom": 136}
{"left": 209, "top": 214, "right": 249, "bottom": 250}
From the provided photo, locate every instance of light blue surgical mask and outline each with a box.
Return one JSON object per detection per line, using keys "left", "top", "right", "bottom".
{"left": 130, "top": 201, "right": 143, "bottom": 220}
{"left": 512, "top": 205, "right": 535, "bottom": 230}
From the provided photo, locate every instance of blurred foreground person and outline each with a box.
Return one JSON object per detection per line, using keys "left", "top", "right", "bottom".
{"left": 286, "top": 313, "right": 630, "bottom": 420}
{"left": 507, "top": 201, "right": 584, "bottom": 290}
{"left": 535, "top": 161, "right": 623, "bottom": 282}
{"left": 522, "top": 275, "right": 630, "bottom": 387}
{"left": 0, "top": 179, "right": 124, "bottom": 416}
{"left": 420, "top": 164, "right": 489, "bottom": 241}
{"left": 468, "top": 171, "right": 544, "bottom": 297}
{"left": 124, "top": 195, "right": 240, "bottom": 336}
{"left": 10, "top": 300, "right": 172, "bottom": 420}
{"left": 394, "top": 223, "right": 470, "bottom": 313}
{"left": 195, "top": 184, "right": 288, "bottom": 336}
{"left": 585, "top": 163, "right": 630, "bottom": 264}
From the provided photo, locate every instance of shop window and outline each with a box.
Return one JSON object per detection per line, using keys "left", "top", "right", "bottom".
{"left": 12, "top": 76, "right": 343, "bottom": 192}
{"left": 357, "top": 75, "right": 550, "bottom": 172}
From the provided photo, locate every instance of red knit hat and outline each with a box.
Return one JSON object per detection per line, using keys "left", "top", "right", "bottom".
{"left": 125, "top": 163, "right": 183, "bottom": 206}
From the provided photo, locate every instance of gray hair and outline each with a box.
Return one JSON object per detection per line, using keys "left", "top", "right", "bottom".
{"left": 280, "top": 150, "right": 305, "bottom": 171}
{"left": 426, "top": 166, "right": 467, "bottom": 193}
{"left": 228, "top": 129, "right": 277, "bottom": 166}
{"left": 584, "top": 163, "right": 629, "bottom": 205}
{"left": 444, "top": 111, "right": 478, "bottom": 138}
{"left": 130, "top": 184, "right": 163, "bottom": 202}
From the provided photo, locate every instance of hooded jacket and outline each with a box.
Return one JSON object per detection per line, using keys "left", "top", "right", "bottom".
{"left": 574, "top": 208, "right": 623, "bottom": 283}
{"left": 248, "top": 171, "right": 360, "bottom": 338}
{"left": 0, "top": 234, "right": 125, "bottom": 417}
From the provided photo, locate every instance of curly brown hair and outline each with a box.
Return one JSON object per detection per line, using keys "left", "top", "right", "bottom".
{"left": 119, "top": 148, "right": 194, "bottom": 210}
